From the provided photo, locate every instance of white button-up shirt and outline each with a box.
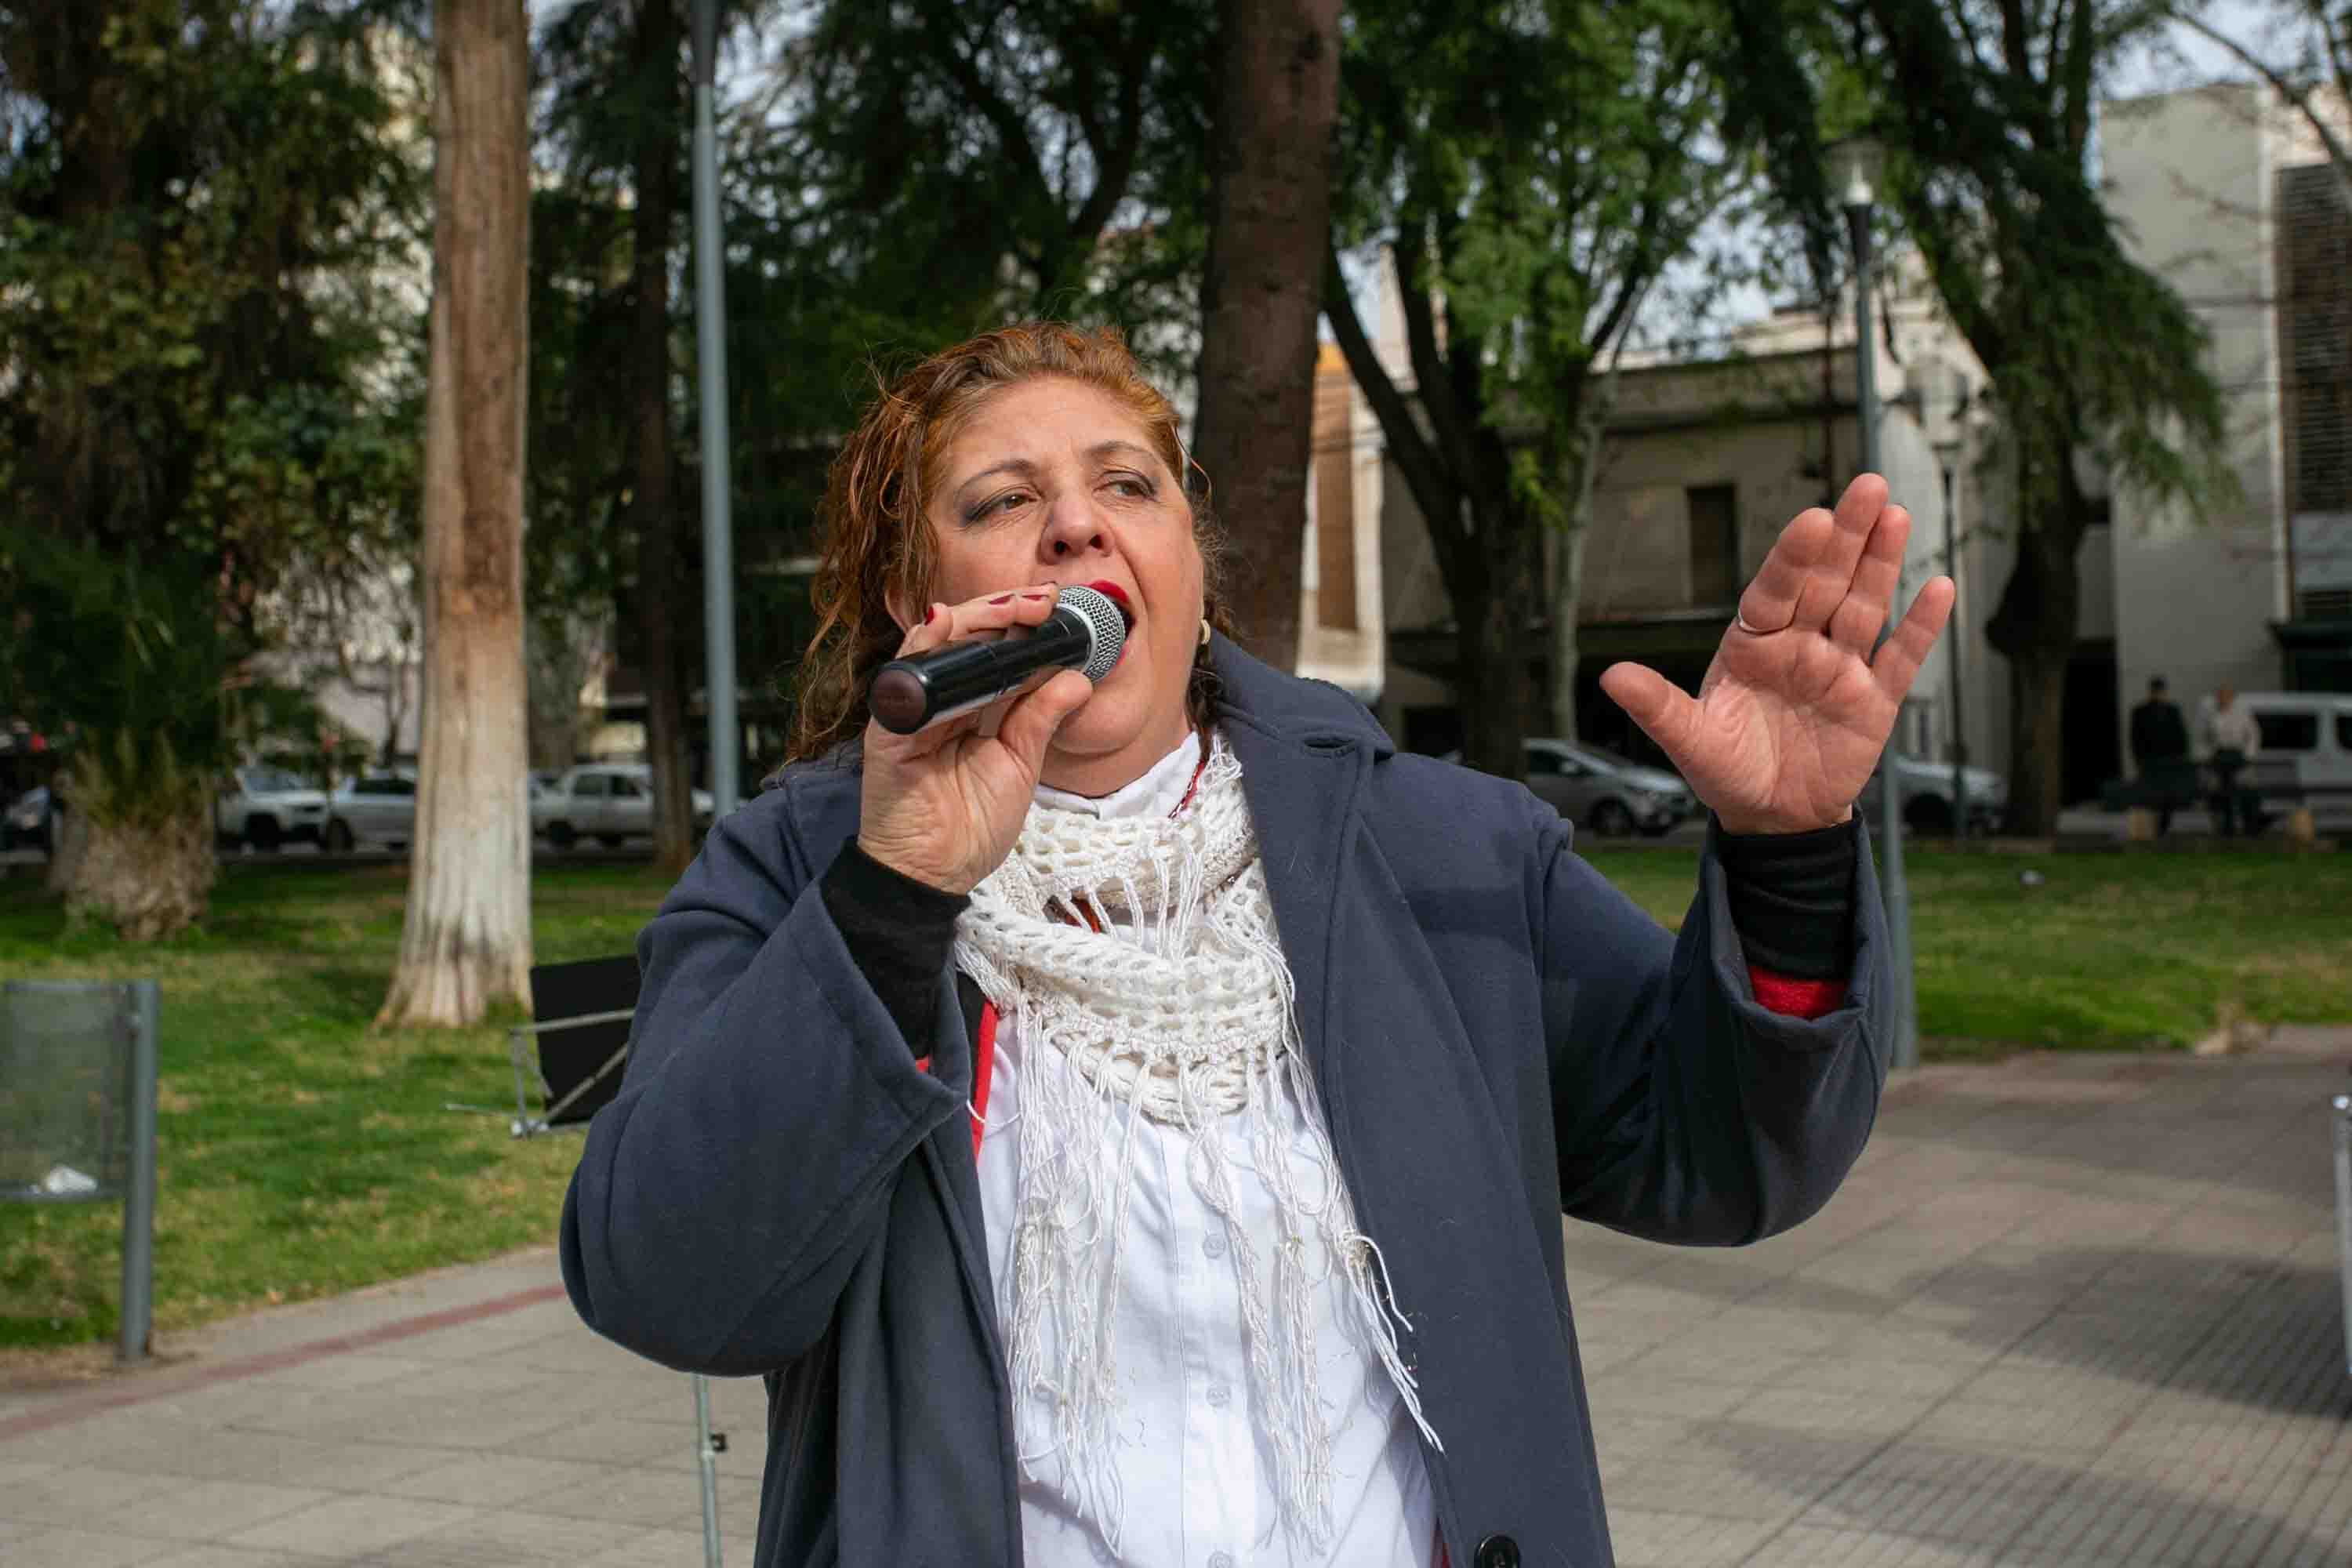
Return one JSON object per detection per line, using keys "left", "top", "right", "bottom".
{"left": 975, "top": 734, "right": 1437, "bottom": 1568}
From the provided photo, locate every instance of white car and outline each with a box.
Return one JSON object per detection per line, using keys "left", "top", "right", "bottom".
{"left": 326, "top": 772, "right": 565, "bottom": 854}
{"left": 324, "top": 771, "right": 418, "bottom": 853}
{"left": 535, "top": 764, "right": 713, "bottom": 851}
{"left": 216, "top": 765, "right": 329, "bottom": 852}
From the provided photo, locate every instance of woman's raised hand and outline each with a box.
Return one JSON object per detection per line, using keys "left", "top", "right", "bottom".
{"left": 1597, "top": 475, "right": 1956, "bottom": 837}
{"left": 857, "top": 585, "right": 1095, "bottom": 895}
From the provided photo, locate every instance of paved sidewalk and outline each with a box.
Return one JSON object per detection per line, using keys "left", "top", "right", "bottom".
{"left": 4, "top": 1031, "right": 2349, "bottom": 1566}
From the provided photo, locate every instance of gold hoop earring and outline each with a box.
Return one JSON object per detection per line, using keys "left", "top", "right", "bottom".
{"left": 1199, "top": 618, "right": 1212, "bottom": 648}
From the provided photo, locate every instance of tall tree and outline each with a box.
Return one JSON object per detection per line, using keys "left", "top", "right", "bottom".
{"left": 1324, "top": 0, "right": 1773, "bottom": 778}
{"left": 776, "top": 0, "right": 1211, "bottom": 357}
{"left": 1846, "top": 0, "right": 2234, "bottom": 831}
{"left": 626, "top": 0, "right": 695, "bottom": 875}
{"left": 379, "top": 0, "right": 533, "bottom": 1026}
{"left": 0, "top": 2, "right": 422, "bottom": 937}
{"left": 1191, "top": 0, "right": 1342, "bottom": 670}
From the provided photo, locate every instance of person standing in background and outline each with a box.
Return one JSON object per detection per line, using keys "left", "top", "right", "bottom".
{"left": 2199, "top": 683, "right": 2263, "bottom": 837}
{"left": 2129, "top": 676, "right": 2190, "bottom": 837}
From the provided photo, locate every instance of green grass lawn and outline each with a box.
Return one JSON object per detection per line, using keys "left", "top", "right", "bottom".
{"left": 3, "top": 844, "right": 2347, "bottom": 1352}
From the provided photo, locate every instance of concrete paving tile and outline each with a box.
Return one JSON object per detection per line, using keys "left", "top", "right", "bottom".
{"left": 516, "top": 1463, "right": 722, "bottom": 1529}
{"left": 223, "top": 1495, "right": 479, "bottom": 1556}
{"left": 575, "top": 1526, "right": 710, "bottom": 1567}
{"left": 2, "top": 1464, "right": 205, "bottom": 1529}
{"left": 2, "top": 1525, "right": 186, "bottom": 1566}
{"left": 1780, "top": 1353, "right": 1980, "bottom": 1403}
{"left": 0, "top": 1454, "right": 61, "bottom": 1487}
{"left": 1802, "top": 1439, "right": 2081, "bottom": 1547}
{"left": 101, "top": 1481, "right": 340, "bottom": 1544}
{"left": 1604, "top": 1506, "right": 1778, "bottom": 1566}
{"left": 1740, "top": 1525, "right": 2001, "bottom": 1566}
{"left": 402, "top": 1504, "right": 662, "bottom": 1563}
{"left": 126, "top": 1550, "right": 328, "bottom": 1568}
{"left": 1728, "top": 1386, "right": 1943, "bottom": 1440}
{"left": 230, "top": 1353, "right": 441, "bottom": 1394}
{"left": 500, "top": 1414, "right": 688, "bottom": 1468}
{"left": 1907, "top": 1396, "right": 2142, "bottom": 1456}
{"left": 1586, "top": 1374, "right": 1756, "bottom": 1422}
{"left": 379, "top": 1453, "right": 615, "bottom": 1508}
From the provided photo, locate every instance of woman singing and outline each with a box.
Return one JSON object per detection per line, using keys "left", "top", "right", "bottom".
{"left": 561, "top": 322, "right": 1954, "bottom": 1568}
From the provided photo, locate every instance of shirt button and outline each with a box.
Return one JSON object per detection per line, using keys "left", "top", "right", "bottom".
{"left": 1203, "top": 1232, "right": 1228, "bottom": 1259}
{"left": 1208, "top": 1554, "right": 1235, "bottom": 1568}
{"left": 1207, "top": 1382, "right": 1232, "bottom": 1407}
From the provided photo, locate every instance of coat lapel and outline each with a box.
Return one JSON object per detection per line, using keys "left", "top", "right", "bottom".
{"left": 1210, "top": 644, "right": 1377, "bottom": 1088}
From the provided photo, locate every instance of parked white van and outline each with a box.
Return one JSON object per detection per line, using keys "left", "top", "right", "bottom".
{"left": 2236, "top": 691, "right": 2352, "bottom": 831}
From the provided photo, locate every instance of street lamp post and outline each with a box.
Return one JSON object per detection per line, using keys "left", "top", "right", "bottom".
{"left": 691, "top": 0, "right": 739, "bottom": 823}
{"left": 1934, "top": 421, "right": 1969, "bottom": 844}
{"left": 1827, "top": 136, "right": 1918, "bottom": 1073}
{"left": 687, "top": 14, "right": 735, "bottom": 1568}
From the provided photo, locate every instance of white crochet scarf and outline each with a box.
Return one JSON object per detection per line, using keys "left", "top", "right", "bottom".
{"left": 953, "top": 729, "right": 1439, "bottom": 1555}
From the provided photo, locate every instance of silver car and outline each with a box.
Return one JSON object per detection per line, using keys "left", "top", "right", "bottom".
{"left": 325, "top": 771, "right": 418, "bottom": 853}
{"left": 1856, "top": 756, "right": 2008, "bottom": 837}
{"left": 536, "top": 764, "right": 714, "bottom": 850}
{"left": 1446, "top": 738, "right": 1699, "bottom": 837}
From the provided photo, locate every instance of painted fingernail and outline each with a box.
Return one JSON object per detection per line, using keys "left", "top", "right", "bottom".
{"left": 989, "top": 593, "right": 1014, "bottom": 605}
{"left": 1022, "top": 590, "right": 1052, "bottom": 601}
{"left": 923, "top": 604, "right": 938, "bottom": 624}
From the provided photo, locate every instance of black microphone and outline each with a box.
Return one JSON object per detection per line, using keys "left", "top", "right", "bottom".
{"left": 868, "top": 584, "right": 1127, "bottom": 735}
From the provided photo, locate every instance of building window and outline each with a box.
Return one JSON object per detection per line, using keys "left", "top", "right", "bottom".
{"left": 2278, "top": 164, "right": 2350, "bottom": 517}
{"left": 1687, "top": 485, "right": 1740, "bottom": 608}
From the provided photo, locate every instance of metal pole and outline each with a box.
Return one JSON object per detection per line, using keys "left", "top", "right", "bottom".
{"left": 692, "top": 0, "right": 739, "bottom": 822}
{"left": 1849, "top": 202, "right": 1917, "bottom": 1073}
{"left": 693, "top": 1369, "right": 724, "bottom": 1568}
{"left": 688, "top": 25, "right": 732, "bottom": 1564}
{"left": 2335, "top": 1094, "right": 2352, "bottom": 1378}
{"left": 118, "top": 979, "right": 158, "bottom": 1365}
{"left": 1941, "top": 458, "right": 1969, "bottom": 840}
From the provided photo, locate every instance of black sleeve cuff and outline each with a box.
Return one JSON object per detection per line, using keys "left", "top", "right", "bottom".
{"left": 1714, "top": 815, "right": 1860, "bottom": 980}
{"left": 818, "top": 842, "right": 970, "bottom": 1051}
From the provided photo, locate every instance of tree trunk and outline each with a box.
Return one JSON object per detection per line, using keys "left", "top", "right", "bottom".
{"left": 1984, "top": 501, "right": 2083, "bottom": 837}
{"left": 630, "top": 0, "right": 693, "bottom": 875}
{"left": 1189, "top": 0, "right": 1341, "bottom": 670}
{"left": 64, "top": 786, "right": 214, "bottom": 942}
{"left": 1547, "top": 514, "right": 1590, "bottom": 742}
{"left": 1454, "top": 558, "right": 1534, "bottom": 780}
{"left": 379, "top": 0, "right": 533, "bottom": 1029}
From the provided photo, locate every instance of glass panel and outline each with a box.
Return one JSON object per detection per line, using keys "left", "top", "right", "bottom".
{"left": 1687, "top": 484, "right": 1740, "bottom": 607}
{"left": 609, "top": 775, "right": 644, "bottom": 798}
{"left": 2255, "top": 712, "right": 2320, "bottom": 752}
{"left": 574, "top": 775, "right": 608, "bottom": 799}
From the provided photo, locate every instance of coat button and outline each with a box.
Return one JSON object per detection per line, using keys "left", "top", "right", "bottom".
{"left": 1474, "top": 1536, "right": 1520, "bottom": 1568}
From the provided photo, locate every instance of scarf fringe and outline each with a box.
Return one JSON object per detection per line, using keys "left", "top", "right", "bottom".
{"left": 955, "top": 735, "right": 1439, "bottom": 1556}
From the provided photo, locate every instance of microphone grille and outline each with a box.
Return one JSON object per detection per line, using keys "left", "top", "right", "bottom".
{"left": 1058, "top": 585, "right": 1127, "bottom": 683}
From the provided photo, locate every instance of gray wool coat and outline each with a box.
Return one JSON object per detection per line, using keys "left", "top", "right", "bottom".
{"left": 561, "top": 637, "right": 1891, "bottom": 1568}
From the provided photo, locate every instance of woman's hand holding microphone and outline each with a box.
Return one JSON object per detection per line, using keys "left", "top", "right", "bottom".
{"left": 856, "top": 585, "right": 1095, "bottom": 896}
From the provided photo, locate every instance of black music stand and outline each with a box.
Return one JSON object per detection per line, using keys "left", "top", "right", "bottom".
{"left": 448, "top": 955, "right": 638, "bottom": 1138}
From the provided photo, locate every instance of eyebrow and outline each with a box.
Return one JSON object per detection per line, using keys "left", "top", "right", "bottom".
{"left": 950, "top": 441, "right": 1164, "bottom": 506}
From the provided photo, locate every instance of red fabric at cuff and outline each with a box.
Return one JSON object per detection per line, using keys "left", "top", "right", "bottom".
{"left": 1747, "top": 967, "right": 1848, "bottom": 1021}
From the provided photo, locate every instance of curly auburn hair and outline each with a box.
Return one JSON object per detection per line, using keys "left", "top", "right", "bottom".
{"left": 783, "top": 322, "right": 1231, "bottom": 767}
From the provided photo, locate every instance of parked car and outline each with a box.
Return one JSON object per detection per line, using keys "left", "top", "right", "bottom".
{"left": 327, "top": 772, "right": 565, "bottom": 854}
{"left": 535, "top": 763, "right": 713, "bottom": 850}
{"left": 3, "top": 786, "right": 57, "bottom": 855}
{"left": 324, "top": 771, "right": 417, "bottom": 853}
{"left": 2236, "top": 691, "right": 2352, "bottom": 833}
{"left": 1443, "top": 737, "right": 1699, "bottom": 837}
{"left": 1857, "top": 755, "right": 2009, "bottom": 837}
{"left": 215, "top": 765, "right": 328, "bottom": 852}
